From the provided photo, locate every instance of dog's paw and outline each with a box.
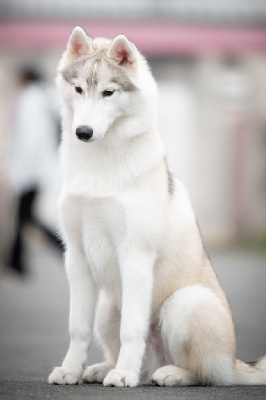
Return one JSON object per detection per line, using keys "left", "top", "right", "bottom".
{"left": 82, "top": 362, "right": 114, "bottom": 383}
{"left": 152, "top": 365, "right": 183, "bottom": 386}
{"left": 152, "top": 365, "right": 196, "bottom": 386}
{"left": 48, "top": 366, "right": 80, "bottom": 385}
{"left": 103, "top": 368, "right": 138, "bottom": 387}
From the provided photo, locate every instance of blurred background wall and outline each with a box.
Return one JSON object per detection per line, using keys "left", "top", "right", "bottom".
{"left": 0, "top": 0, "right": 266, "bottom": 251}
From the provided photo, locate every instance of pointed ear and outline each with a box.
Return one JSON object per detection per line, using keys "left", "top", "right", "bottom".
{"left": 106, "top": 35, "right": 136, "bottom": 66}
{"left": 67, "top": 26, "right": 93, "bottom": 58}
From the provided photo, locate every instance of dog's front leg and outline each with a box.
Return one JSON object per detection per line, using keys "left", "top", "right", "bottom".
{"left": 103, "top": 248, "right": 155, "bottom": 387}
{"left": 48, "top": 247, "right": 97, "bottom": 384}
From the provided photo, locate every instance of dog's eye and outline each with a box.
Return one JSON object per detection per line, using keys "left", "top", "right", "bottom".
{"left": 75, "top": 86, "right": 83, "bottom": 94}
{"left": 102, "top": 90, "right": 115, "bottom": 97}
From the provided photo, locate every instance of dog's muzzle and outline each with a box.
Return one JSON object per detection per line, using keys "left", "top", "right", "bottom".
{"left": 76, "top": 125, "right": 93, "bottom": 142}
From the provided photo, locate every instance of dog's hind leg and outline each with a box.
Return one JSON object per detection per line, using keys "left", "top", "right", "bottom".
{"left": 152, "top": 285, "right": 236, "bottom": 386}
{"left": 83, "top": 291, "right": 121, "bottom": 383}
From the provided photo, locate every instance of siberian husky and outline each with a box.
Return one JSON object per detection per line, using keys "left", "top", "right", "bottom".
{"left": 48, "top": 27, "right": 266, "bottom": 387}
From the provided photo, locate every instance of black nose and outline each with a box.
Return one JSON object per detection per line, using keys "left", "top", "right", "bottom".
{"left": 76, "top": 125, "right": 93, "bottom": 142}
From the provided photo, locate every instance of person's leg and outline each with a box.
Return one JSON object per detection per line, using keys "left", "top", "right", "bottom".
{"left": 8, "top": 188, "right": 37, "bottom": 274}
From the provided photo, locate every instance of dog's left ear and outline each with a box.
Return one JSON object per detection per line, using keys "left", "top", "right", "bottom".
{"left": 106, "top": 35, "right": 136, "bottom": 66}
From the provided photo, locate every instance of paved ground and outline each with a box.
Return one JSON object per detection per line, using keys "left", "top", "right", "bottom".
{"left": 0, "top": 232, "right": 266, "bottom": 399}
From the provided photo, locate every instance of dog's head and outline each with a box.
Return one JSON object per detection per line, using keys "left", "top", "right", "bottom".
{"left": 58, "top": 27, "right": 157, "bottom": 143}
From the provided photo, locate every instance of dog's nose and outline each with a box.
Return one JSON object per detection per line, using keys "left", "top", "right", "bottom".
{"left": 76, "top": 125, "right": 93, "bottom": 142}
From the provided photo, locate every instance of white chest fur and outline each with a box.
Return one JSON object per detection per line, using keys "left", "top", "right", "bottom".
{"left": 81, "top": 196, "right": 125, "bottom": 296}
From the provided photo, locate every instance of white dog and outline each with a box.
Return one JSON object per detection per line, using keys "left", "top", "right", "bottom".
{"left": 48, "top": 26, "right": 266, "bottom": 387}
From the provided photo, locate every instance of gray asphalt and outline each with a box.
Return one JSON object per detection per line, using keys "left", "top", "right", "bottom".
{"left": 0, "top": 232, "right": 266, "bottom": 399}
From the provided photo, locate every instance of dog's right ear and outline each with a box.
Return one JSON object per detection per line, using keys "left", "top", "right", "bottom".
{"left": 66, "top": 26, "right": 93, "bottom": 59}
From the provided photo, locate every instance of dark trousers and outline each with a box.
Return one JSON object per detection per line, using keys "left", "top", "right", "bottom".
{"left": 9, "top": 187, "right": 63, "bottom": 274}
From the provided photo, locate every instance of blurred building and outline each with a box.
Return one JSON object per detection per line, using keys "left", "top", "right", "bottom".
{"left": 0, "top": 0, "right": 266, "bottom": 247}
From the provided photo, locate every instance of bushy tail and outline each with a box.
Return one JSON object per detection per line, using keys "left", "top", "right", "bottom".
{"left": 235, "top": 356, "right": 266, "bottom": 385}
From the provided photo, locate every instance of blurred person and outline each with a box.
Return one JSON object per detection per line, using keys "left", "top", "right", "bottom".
{"left": 7, "top": 67, "right": 63, "bottom": 275}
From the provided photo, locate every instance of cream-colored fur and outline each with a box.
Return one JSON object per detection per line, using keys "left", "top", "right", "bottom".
{"left": 48, "top": 27, "right": 266, "bottom": 387}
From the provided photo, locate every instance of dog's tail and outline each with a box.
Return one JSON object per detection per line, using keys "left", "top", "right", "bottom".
{"left": 235, "top": 356, "right": 266, "bottom": 384}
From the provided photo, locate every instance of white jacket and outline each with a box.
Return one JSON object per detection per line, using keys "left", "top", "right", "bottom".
{"left": 9, "top": 83, "right": 59, "bottom": 193}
